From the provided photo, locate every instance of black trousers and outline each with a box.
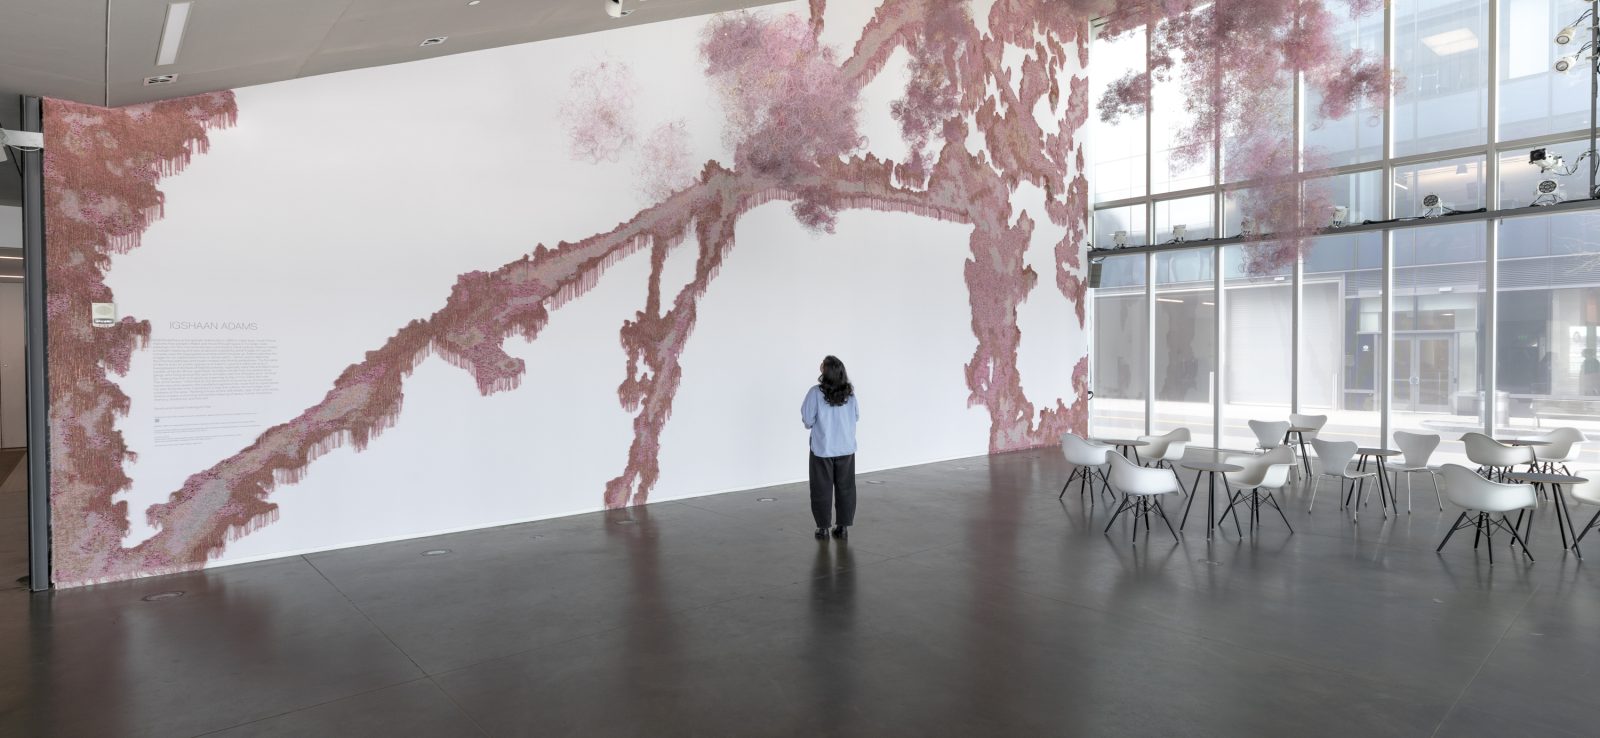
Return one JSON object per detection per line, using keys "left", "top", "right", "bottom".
{"left": 809, "top": 452, "right": 857, "bottom": 528}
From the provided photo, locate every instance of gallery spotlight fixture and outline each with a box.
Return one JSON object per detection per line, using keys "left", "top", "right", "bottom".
{"left": 1239, "top": 216, "right": 1256, "bottom": 237}
{"left": 606, "top": 0, "right": 634, "bottom": 18}
{"left": 1170, "top": 224, "right": 1188, "bottom": 243}
{"left": 1421, "top": 193, "right": 1454, "bottom": 218}
{"left": 1112, "top": 230, "right": 1128, "bottom": 247}
{"left": 1556, "top": 52, "right": 1588, "bottom": 72}
{"left": 1330, "top": 206, "right": 1349, "bottom": 227}
{"left": 420, "top": 36, "right": 448, "bottom": 47}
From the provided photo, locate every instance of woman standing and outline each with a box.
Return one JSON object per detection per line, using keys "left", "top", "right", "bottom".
{"left": 801, "top": 355, "right": 860, "bottom": 539}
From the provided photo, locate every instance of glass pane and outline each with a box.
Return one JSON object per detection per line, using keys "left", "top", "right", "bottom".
{"left": 1308, "top": 169, "right": 1386, "bottom": 228}
{"left": 1391, "top": 222, "right": 1487, "bottom": 465}
{"left": 1154, "top": 248, "right": 1216, "bottom": 447}
{"left": 1393, "top": 156, "right": 1486, "bottom": 217}
{"left": 1302, "top": 0, "right": 1386, "bottom": 168}
{"left": 1393, "top": 0, "right": 1490, "bottom": 157}
{"left": 1221, "top": 243, "right": 1293, "bottom": 451}
{"left": 1154, "top": 195, "right": 1215, "bottom": 243}
{"left": 1092, "top": 254, "right": 1147, "bottom": 440}
{"left": 1498, "top": 139, "right": 1587, "bottom": 209}
{"left": 1498, "top": 0, "right": 1590, "bottom": 141}
{"left": 1151, "top": 28, "right": 1215, "bottom": 194}
{"left": 1300, "top": 233, "right": 1384, "bottom": 449}
{"left": 1094, "top": 204, "right": 1148, "bottom": 249}
{"left": 1497, "top": 211, "right": 1600, "bottom": 468}
{"left": 1090, "top": 24, "right": 1148, "bottom": 202}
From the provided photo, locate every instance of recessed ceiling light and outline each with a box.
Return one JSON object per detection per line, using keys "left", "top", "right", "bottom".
{"left": 1422, "top": 28, "right": 1478, "bottom": 56}
{"left": 156, "top": 2, "right": 192, "bottom": 66}
{"left": 144, "top": 74, "right": 177, "bottom": 85}
{"left": 421, "top": 36, "right": 448, "bottom": 47}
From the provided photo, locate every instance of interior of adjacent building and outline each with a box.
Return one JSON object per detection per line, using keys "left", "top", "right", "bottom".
{"left": 1, "top": 0, "right": 1597, "bottom": 735}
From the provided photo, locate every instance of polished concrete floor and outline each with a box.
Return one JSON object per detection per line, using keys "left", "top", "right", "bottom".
{"left": 1, "top": 448, "right": 1597, "bottom": 737}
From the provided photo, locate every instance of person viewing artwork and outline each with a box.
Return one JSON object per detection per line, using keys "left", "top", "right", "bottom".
{"left": 802, "top": 355, "right": 860, "bottom": 540}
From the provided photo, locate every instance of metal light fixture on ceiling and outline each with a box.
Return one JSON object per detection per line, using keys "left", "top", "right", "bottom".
{"left": 156, "top": 2, "right": 192, "bottom": 67}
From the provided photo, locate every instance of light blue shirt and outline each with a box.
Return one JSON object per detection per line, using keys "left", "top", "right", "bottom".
{"left": 801, "top": 385, "right": 859, "bottom": 458}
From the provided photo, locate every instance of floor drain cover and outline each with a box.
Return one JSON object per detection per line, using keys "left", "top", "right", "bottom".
{"left": 757, "top": 497, "right": 777, "bottom": 502}
{"left": 421, "top": 549, "right": 453, "bottom": 556}
{"left": 141, "top": 591, "right": 185, "bottom": 602}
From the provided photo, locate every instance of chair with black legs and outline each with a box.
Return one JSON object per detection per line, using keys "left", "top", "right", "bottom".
{"left": 1435, "top": 464, "right": 1537, "bottom": 564}
{"left": 1530, "top": 427, "right": 1584, "bottom": 475}
{"left": 1058, "top": 433, "right": 1113, "bottom": 503}
{"left": 1461, "top": 432, "right": 1535, "bottom": 482}
{"left": 1568, "top": 472, "right": 1600, "bottom": 546}
{"left": 1104, "top": 453, "right": 1181, "bottom": 543}
{"left": 1219, "top": 445, "right": 1297, "bottom": 533}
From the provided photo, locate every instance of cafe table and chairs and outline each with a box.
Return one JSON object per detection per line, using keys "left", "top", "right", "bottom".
{"left": 1501, "top": 470, "right": 1589, "bottom": 559}
{"left": 1179, "top": 452, "right": 1244, "bottom": 539}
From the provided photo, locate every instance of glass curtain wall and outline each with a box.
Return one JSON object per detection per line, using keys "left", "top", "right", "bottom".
{"left": 1088, "top": 0, "right": 1600, "bottom": 452}
{"left": 1154, "top": 249, "right": 1217, "bottom": 447}
{"left": 1221, "top": 243, "right": 1292, "bottom": 450}
{"left": 1091, "top": 254, "right": 1148, "bottom": 440}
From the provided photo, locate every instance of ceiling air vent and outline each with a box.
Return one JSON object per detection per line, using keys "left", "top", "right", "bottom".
{"left": 144, "top": 74, "right": 178, "bottom": 85}
{"left": 420, "top": 36, "right": 448, "bottom": 47}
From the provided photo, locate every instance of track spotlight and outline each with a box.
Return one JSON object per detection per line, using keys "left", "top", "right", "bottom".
{"left": 1240, "top": 216, "right": 1256, "bottom": 237}
{"left": 1112, "top": 230, "right": 1128, "bottom": 248}
{"left": 1558, "top": 25, "right": 1579, "bottom": 45}
{"left": 1331, "top": 206, "right": 1348, "bottom": 227}
{"left": 1171, "top": 224, "right": 1188, "bottom": 242}
{"left": 1556, "top": 53, "right": 1583, "bottom": 72}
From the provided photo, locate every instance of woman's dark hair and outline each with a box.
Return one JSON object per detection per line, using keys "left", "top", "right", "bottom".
{"left": 818, "top": 355, "right": 854, "bottom": 406}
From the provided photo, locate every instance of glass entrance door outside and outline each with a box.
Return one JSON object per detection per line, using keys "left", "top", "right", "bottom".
{"left": 1393, "top": 334, "right": 1456, "bottom": 413}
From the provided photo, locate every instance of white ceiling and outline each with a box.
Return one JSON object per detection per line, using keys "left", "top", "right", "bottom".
{"left": 0, "top": 0, "right": 785, "bottom": 204}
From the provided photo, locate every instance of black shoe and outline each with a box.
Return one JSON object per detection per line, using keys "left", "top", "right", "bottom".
{"left": 831, "top": 525, "right": 848, "bottom": 540}
{"left": 815, "top": 528, "right": 828, "bottom": 540}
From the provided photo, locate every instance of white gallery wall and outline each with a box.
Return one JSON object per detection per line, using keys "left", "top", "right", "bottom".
{"left": 46, "top": 0, "right": 1089, "bottom": 582}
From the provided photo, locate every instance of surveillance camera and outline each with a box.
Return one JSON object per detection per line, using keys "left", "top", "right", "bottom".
{"left": 1557, "top": 25, "right": 1579, "bottom": 45}
{"left": 1331, "top": 206, "right": 1348, "bottom": 227}
{"left": 1556, "top": 53, "right": 1582, "bottom": 72}
{"left": 606, "top": 0, "right": 632, "bottom": 18}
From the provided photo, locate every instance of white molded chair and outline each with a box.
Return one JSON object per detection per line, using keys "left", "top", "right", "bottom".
{"left": 1058, "top": 433, "right": 1113, "bottom": 502}
{"left": 1219, "top": 445, "right": 1297, "bottom": 533}
{"left": 1308, "top": 438, "right": 1377, "bottom": 520}
{"left": 1569, "top": 471, "right": 1600, "bottom": 548}
{"left": 1436, "top": 464, "right": 1537, "bottom": 564}
{"left": 1531, "top": 427, "right": 1584, "bottom": 475}
{"left": 1249, "top": 420, "right": 1292, "bottom": 452}
{"left": 1285, "top": 414, "right": 1327, "bottom": 482}
{"left": 1137, "top": 427, "right": 1192, "bottom": 496}
{"left": 1461, "top": 432, "right": 1535, "bottom": 481}
{"left": 1138, "top": 428, "right": 1190, "bottom": 470}
{"left": 1289, "top": 413, "right": 1328, "bottom": 437}
{"left": 1104, "top": 453, "right": 1181, "bottom": 543}
{"left": 1392, "top": 431, "right": 1442, "bottom": 512}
